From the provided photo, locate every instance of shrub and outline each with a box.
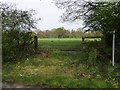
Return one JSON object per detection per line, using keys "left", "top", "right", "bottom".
{"left": 1, "top": 2, "right": 37, "bottom": 62}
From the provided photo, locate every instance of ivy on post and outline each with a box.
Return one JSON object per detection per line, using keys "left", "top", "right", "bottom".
{"left": 34, "top": 36, "right": 38, "bottom": 52}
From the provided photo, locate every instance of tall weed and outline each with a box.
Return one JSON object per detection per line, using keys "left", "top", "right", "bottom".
{"left": 88, "top": 48, "right": 98, "bottom": 67}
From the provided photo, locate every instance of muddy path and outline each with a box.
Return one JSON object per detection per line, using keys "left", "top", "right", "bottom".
{"left": 2, "top": 82, "right": 50, "bottom": 88}
{"left": 2, "top": 82, "right": 31, "bottom": 88}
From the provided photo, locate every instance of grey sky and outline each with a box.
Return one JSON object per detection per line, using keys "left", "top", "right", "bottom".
{"left": 2, "top": 0, "right": 83, "bottom": 31}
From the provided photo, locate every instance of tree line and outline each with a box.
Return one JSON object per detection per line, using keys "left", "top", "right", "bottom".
{"left": 35, "top": 27, "right": 102, "bottom": 38}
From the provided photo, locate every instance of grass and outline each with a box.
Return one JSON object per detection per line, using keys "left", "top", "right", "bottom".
{"left": 38, "top": 38, "right": 101, "bottom": 41}
{"left": 3, "top": 51, "right": 118, "bottom": 88}
{"left": 38, "top": 38, "right": 101, "bottom": 51}
{"left": 3, "top": 38, "right": 119, "bottom": 88}
{"left": 3, "top": 54, "right": 119, "bottom": 88}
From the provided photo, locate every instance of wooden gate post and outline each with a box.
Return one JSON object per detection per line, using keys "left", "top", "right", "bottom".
{"left": 82, "top": 37, "right": 85, "bottom": 42}
{"left": 34, "top": 36, "right": 38, "bottom": 52}
{"left": 82, "top": 37, "right": 85, "bottom": 44}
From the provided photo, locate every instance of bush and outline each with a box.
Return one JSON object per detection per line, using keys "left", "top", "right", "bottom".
{"left": 1, "top": 2, "right": 37, "bottom": 62}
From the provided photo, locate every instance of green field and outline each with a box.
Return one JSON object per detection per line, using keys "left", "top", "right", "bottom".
{"left": 39, "top": 38, "right": 101, "bottom": 51}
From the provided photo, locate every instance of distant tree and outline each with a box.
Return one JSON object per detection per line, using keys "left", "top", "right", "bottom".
{"left": 44, "top": 30, "right": 52, "bottom": 38}
{"left": 63, "top": 29, "right": 70, "bottom": 38}
{"left": 93, "top": 31, "right": 103, "bottom": 37}
{"left": 37, "top": 31, "right": 46, "bottom": 38}
{"left": 70, "top": 30, "right": 76, "bottom": 38}
{"left": 35, "top": 28, "right": 102, "bottom": 38}
{"left": 51, "top": 27, "right": 70, "bottom": 38}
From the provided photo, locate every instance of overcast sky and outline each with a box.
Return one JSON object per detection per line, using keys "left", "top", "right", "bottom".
{"left": 2, "top": 0, "right": 83, "bottom": 31}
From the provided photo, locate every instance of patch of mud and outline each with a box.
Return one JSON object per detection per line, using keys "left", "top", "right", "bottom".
{"left": 2, "top": 82, "right": 51, "bottom": 88}
{"left": 2, "top": 82, "right": 30, "bottom": 88}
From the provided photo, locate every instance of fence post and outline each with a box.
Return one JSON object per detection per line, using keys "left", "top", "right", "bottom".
{"left": 82, "top": 37, "right": 85, "bottom": 44}
{"left": 82, "top": 37, "right": 85, "bottom": 42}
{"left": 34, "top": 36, "right": 38, "bottom": 52}
{"left": 112, "top": 30, "right": 115, "bottom": 66}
